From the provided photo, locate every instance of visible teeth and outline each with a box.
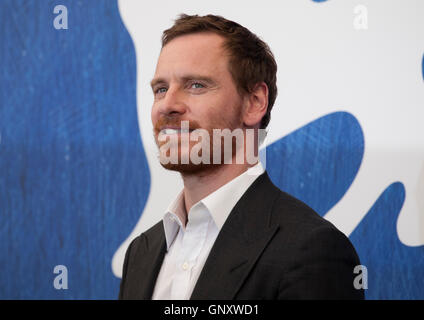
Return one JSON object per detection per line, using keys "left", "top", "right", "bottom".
{"left": 163, "top": 128, "right": 191, "bottom": 134}
{"left": 164, "top": 129, "right": 179, "bottom": 134}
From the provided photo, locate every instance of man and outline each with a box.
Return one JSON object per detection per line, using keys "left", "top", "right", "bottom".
{"left": 119, "top": 14, "right": 364, "bottom": 300}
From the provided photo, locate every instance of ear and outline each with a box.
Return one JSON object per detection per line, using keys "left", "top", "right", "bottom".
{"left": 242, "top": 82, "right": 268, "bottom": 128}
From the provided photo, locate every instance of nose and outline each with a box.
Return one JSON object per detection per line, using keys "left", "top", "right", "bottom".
{"left": 156, "top": 86, "right": 186, "bottom": 116}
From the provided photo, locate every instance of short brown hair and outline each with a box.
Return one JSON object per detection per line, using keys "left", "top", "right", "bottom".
{"left": 162, "top": 14, "right": 277, "bottom": 129}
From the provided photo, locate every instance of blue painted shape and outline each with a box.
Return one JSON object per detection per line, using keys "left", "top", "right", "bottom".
{"left": 266, "top": 112, "right": 364, "bottom": 216}
{"left": 0, "top": 0, "right": 149, "bottom": 299}
{"left": 311, "top": 0, "right": 329, "bottom": 3}
{"left": 350, "top": 182, "right": 424, "bottom": 299}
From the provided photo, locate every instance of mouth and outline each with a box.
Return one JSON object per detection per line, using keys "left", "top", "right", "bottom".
{"left": 157, "top": 127, "right": 196, "bottom": 141}
{"left": 160, "top": 128, "right": 193, "bottom": 135}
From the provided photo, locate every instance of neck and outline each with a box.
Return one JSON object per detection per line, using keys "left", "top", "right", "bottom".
{"left": 179, "top": 126, "right": 262, "bottom": 222}
{"left": 181, "top": 162, "right": 253, "bottom": 215}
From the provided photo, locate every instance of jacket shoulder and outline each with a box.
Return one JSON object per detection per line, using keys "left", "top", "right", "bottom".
{"left": 261, "top": 179, "right": 363, "bottom": 299}
{"left": 129, "top": 220, "right": 164, "bottom": 252}
{"left": 268, "top": 180, "right": 341, "bottom": 235}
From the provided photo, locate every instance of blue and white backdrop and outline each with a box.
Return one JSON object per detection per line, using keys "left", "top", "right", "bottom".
{"left": 0, "top": 0, "right": 423, "bottom": 299}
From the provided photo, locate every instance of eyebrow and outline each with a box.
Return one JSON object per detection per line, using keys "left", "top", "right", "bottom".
{"left": 150, "top": 74, "right": 217, "bottom": 89}
{"left": 150, "top": 77, "right": 166, "bottom": 89}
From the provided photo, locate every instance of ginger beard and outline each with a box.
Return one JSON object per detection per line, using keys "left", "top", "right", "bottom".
{"left": 153, "top": 104, "right": 244, "bottom": 174}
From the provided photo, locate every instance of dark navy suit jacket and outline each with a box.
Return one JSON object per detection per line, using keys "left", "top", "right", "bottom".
{"left": 119, "top": 172, "right": 364, "bottom": 300}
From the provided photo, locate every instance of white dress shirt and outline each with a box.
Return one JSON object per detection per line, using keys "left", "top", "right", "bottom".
{"left": 151, "top": 163, "right": 264, "bottom": 300}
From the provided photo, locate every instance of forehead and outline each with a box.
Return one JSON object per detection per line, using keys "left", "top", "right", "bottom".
{"left": 154, "top": 32, "right": 230, "bottom": 78}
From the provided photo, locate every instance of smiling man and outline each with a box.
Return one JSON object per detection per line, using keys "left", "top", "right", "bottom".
{"left": 118, "top": 14, "right": 364, "bottom": 300}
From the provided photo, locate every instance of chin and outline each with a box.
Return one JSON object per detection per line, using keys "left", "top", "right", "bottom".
{"left": 159, "top": 161, "right": 215, "bottom": 174}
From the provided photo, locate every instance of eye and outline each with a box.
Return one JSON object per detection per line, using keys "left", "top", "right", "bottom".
{"left": 190, "top": 82, "right": 205, "bottom": 89}
{"left": 153, "top": 86, "right": 168, "bottom": 99}
{"left": 155, "top": 87, "right": 167, "bottom": 94}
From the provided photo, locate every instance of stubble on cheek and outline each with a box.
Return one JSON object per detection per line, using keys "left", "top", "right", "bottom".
{"left": 152, "top": 98, "right": 244, "bottom": 171}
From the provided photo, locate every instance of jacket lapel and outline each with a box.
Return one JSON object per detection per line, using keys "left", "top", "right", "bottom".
{"left": 190, "top": 172, "right": 280, "bottom": 300}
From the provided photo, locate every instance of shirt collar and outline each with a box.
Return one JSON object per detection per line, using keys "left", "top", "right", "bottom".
{"left": 162, "top": 162, "right": 265, "bottom": 250}
{"left": 202, "top": 162, "right": 264, "bottom": 230}
{"left": 162, "top": 191, "right": 185, "bottom": 250}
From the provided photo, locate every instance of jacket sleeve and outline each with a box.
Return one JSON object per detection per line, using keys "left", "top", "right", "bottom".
{"left": 118, "top": 238, "right": 136, "bottom": 300}
{"left": 277, "top": 225, "right": 365, "bottom": 300}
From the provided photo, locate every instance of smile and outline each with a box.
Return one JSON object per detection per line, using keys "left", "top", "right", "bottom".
{"left": 161, "top": 128, "right": 192, "bottom": 135}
